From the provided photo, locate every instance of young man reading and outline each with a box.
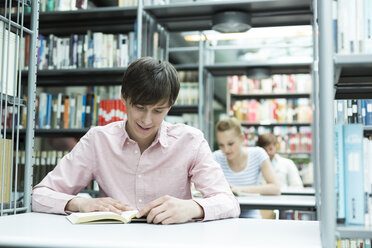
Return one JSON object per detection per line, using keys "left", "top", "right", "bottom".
{"left": 32, "top": 57, "right": 240, "bottom": 224}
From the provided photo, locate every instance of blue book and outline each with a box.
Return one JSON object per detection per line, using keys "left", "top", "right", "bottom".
{"left": 81, "top": 94, "right": 86, "bottom": 128}
{"left": 335, "top": 124, "right": 345, "bottom": 222}
{"left": 361, "top": 100, "right": 366, "bottom": 125}
{"left": 343, "top": 124, "right": 364, "bottom": 225}
{"left": 336, "top": 100, "right": 345, "bottom": 124}
{"left": 366, "top": 100, "right": 372, "bottom": 126}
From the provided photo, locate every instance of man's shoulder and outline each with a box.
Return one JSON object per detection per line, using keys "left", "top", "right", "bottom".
{"left": 164, "top": 121, "right": 203, "bottom": 140}
{"left": 88, "top": 121, "right": 125, "bottom": 136}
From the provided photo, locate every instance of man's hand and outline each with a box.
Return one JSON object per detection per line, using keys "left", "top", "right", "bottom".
{"left": 136, "top": 195, "right": 204, "bottom": 224}
{"left": 65, "top": 197, "right": 135, "bottom": 215}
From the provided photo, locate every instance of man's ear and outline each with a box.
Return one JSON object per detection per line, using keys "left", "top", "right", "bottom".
{"left": 121, "top": 95, "right": 127, "bottom": 106}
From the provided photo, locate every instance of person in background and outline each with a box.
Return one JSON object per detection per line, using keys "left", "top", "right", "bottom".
{"left": 32, "top": 57, "right": 240, "bottom": 224}
{"left": 257, "top": 133, "right": 303, "bottom": 189}
{"left": 213, "top": 117, "right": 280, "bottom": 218}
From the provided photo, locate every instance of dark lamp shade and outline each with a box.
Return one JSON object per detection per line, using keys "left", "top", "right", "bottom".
{"left": 247, "top": 68, "right": 271, "bottom": 80}
{"left": 212, "top": 11, "right": 251, "bottom": 33}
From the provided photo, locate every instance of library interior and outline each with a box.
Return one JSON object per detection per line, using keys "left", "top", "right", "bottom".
{"left": 0, "top": 0, "right": 371, "bottom": 247}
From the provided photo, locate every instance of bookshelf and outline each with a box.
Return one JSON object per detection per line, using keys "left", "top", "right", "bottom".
{"left": 319, "top": 0, "right": 372, "bottom": 246}
{"left": 334, "top": 54, "right": 372, "bottom": 99}
{"left": 144, "top": 0, "right": 312, "bottom": 32}
{"left": 0, "top": 0, "right": 38, "bottom": 214}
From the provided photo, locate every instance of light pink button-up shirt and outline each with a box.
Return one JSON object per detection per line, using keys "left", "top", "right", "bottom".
{"left": 32, "top": 120, "right": 240, "bottom": 221}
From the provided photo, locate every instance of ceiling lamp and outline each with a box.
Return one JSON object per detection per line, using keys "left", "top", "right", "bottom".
{"left": 247, "top": 68, "right": 271, "bottom": 80}
{"left": 212, "top": 11, "right": 252, "bottom": 33}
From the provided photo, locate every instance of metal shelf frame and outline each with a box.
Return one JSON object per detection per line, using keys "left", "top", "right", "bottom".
{"left": 0, "top": 0, "right": 38, "bottom": 215}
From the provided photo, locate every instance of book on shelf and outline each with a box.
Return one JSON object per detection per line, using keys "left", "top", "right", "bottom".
{"left": 343, "top": 124, "right": 365, "bottom": 225}
{"left": 231, "top": 190, "right": 260, "bottom": 197}
{"left": 0, "top": 21, "right": 17, "bottom": 97}
{"left": 66, "top": 210, "right": 143, "bottom": 224}
{"left": 335, "top": 124, "right": 346, "bottom": 223}
{"left": 0, "top": 139, "right": 12, "bottom": 203}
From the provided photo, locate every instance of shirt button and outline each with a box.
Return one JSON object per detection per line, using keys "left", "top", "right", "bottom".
{"left": 127, "top": 142, "right": 130, "bottom": 145}
{"left": 138, "top": 199, "right": 142, "bottom": 203}
{"left": 134, "top": 150, "right": 138, "bottom": 154}
{"left": 138, "top": 174, "right": 142, "bottom": 178}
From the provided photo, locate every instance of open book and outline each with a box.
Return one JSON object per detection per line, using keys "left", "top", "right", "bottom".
{"left": 232, "top": 190, "right": 260, "bottom": 197}
{"left": 66, "top": 210, "right": 143, "bottom": 224}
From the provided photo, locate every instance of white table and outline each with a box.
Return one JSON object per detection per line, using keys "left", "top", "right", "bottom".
{"left": 281, "top": 187, "right": 316, "bottom": 196}
{"left": 0, "top": 212, "right": 321, "bottom": 248}
{"left": 238, "top": 195, "right": 316, "bottom": 212}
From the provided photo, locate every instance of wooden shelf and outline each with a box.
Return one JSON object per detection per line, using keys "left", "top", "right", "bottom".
{"left": 1, "top": 94, "right": 26, "bottom": 106}
{"left": 337, "top": 225, "right": 372, "bottom": 239}
{"left": 25, "top": 7, "right": 137, "bottom": 35}
{"left": 22, "top": 67, "right": 126, "bottom": 86}
{"left": 231, "top": 92, "right": 311, "bottom": 99}
{"left": 241, "top": 122, "right": 311, "bottom": 127}
{"left": 334, "top": 54, "right": 372, "bottom": 99}
{"left": 204, "top": 61, "right": 311, "bottom": 77}
{"left": 11, "top": 128, "right": 89, "bottom": 137}
{"left": 169, "top": 105, "right": 198, "bottom": 115}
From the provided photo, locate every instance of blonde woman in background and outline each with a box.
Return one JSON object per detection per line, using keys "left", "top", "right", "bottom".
{"left": 213, "top": 117, "right": 280, "bottom": 218}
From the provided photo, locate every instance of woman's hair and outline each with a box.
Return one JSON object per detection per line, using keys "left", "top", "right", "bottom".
{"left": 256, "top": 133, "right": 277, "bottom": 148}
{"left": 121, "top": 57, "right": 180, "bottom": 106}
{"left": 215, "top": 117, "right": 243, "bottom": 137}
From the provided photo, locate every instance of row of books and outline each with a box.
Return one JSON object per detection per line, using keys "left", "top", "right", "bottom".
{"left": 337, "top": 239, "right": 371, "bottom": 248}
{"left": 0, "top": 139, "right": 13, "bottom": 203}
{"left": 165, "top": 114, "right": 199, "bottom": 129}
{"left": 0, "top": 21, "right": 18, "bottom": 97}
{"left": 335, "top": 0, "right": 372, "bottom": 54}
{"left": 11, "top": 150, "right": 95, "bottom": 190}
{"left": 35, "top": 32, "right": 134, "bottom": 70}
{"left": 335, "top": 99, "right": 372, "bottom": 125}
{"left": 174, "top": 82, "right": 198, "bottom": 106}
{"left": 335, "top": 124, "right": 372, "bottom": 226}
{"left": 228, "top": 74, "right": 312, "bottom": 95}
{"left": 231, "top": 98, "right": 312, "bottom": 124}
{"left": 35, "top": 92, "right": 130, "bottom": 129}
{"left": 38, "top": 0, "right": 87, "bottom": 12}
{"left": 31, "top": 150, "right": 68, "bottom": 186}
{"left": 242, "top": 126, "right": 312, "bottom": 153}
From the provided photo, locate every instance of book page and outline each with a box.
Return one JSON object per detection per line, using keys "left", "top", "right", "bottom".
{"left": 67, "top": 210, "right": 139, "bottom": 224}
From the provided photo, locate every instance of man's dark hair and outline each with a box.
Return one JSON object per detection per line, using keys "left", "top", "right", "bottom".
{"left": 256, "top": 133, "right": 277, "bottom": 148}
{"left": 121, "top": 57, "right": 180, "bottom": 106}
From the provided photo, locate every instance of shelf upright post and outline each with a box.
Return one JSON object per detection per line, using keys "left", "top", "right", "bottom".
{"left": 311, "top": 0, "right": 321, "bottom": 222}
{"left": 198, "top": 32, "right": 207, "bottom": 141}
{"left": 137, "top": 0, "right": 143, "bottom": 58}
{"left": 318, "top": 0, "right": 335, "bottom": 247}
{"left": 163, "top": 26, "right": 169, "bottom": 62}
{"left": 24, "top": 0, "right": 39, "bottom": 212}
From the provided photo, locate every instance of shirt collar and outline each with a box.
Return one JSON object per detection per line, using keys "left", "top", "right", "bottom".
{"left": 121, "top": 119, "right": 168, "bottom": 148}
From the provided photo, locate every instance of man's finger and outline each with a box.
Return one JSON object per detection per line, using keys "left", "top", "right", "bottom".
{"left": 137, "top": 195, "right": 169, "bottom": 218}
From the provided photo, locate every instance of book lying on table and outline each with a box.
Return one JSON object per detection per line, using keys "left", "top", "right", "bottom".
{"left": 66, "top": 210, "right": 146, "bottom": 224}
{"left": 232, "top": 190, "right": 260, "bottom": 197}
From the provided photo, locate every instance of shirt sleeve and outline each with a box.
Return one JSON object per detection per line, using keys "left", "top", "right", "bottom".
{"left": 189, "top": 136, "right": 240, "bottom": 221}
{"left": 32, "top": 129, "right": 96, "bottom": 214}
{"left": 286, "top": 158, "right": 304, "bottom": 187}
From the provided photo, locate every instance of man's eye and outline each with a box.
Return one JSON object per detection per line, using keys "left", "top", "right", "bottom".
{"left": 136, "top": 105, "right": 145, "bottom": 110}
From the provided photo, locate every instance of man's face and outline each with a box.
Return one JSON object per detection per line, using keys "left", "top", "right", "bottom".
{"left": 263, "top": 144, "right": 276, "bottom": 160}
{"left": 122, "top": 97, "right": 171, "bottom": 144}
